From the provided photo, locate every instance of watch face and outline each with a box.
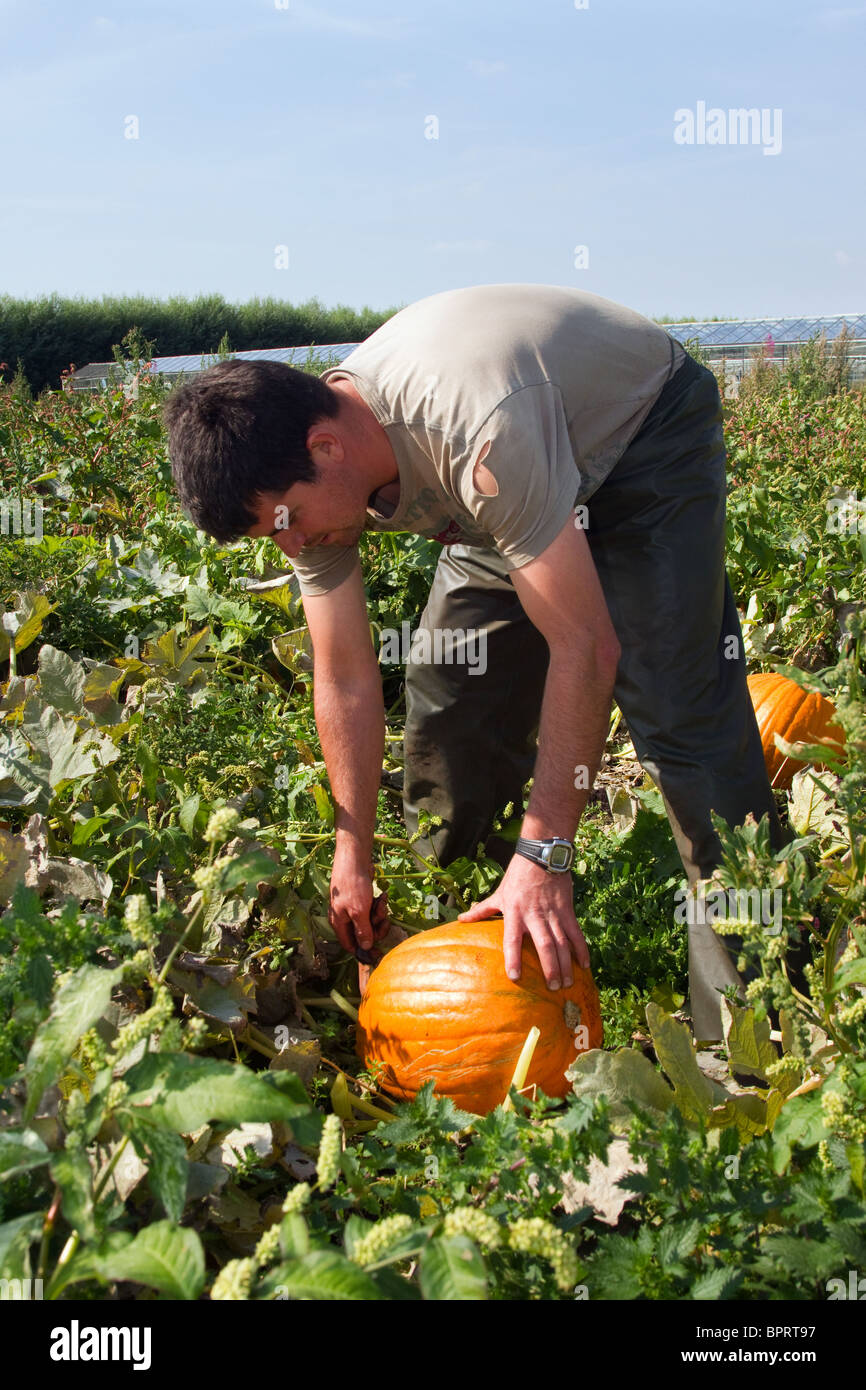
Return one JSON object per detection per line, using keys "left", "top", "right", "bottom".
{"left": 548, "top": 843, "right": 572, "bottom": 870}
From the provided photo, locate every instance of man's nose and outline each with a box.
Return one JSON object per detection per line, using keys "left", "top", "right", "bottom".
{"left": 276, "top": 529, "right": 306, "bottom": 559}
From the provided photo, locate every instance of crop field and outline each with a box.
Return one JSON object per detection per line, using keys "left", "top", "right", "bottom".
{"left": 0, "top": 335, "right": 865, "bottom": 1304}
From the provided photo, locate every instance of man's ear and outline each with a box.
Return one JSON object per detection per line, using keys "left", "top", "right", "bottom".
{"left": 306, "top": 427, "right": 344, "bottom": 468}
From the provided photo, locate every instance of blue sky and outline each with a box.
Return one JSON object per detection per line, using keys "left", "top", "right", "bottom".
{"left": 1, "top": 0, "right": 864, "bottom": 323}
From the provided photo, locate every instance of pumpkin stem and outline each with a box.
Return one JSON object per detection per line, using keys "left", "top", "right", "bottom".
{"left": 501, "top": 1026, "right": 541, "bottom": 1111}
{"left": 331, "top": 1071, "right": 394, "bottom": 1123}
{"left": 328, "top": 989, "right": 359, "bottom": 1023}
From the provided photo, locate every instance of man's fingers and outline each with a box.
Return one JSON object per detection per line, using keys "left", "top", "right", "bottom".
{"left": 351, "top": 915, "right": 374, "bottom": 951}
{"left": 330, "top": 911, "right": 357, "bottom": 953}
{"left": 551, "top": 927, "right": 574, "bottom": 989}
{"left": 527, "top": 924, "right": 565, "bottom": 990}
{"left": 504, "top": 918, "right": 589, "bottom": 988}
{"left": 371, "top": 892, "right": 390, "bottom": 938}
{"left": 565, "top": 919, "right": 591, "bottom": 972}
{"left": 503, "top": 923, "right": 524, "bottom": 982}
{"left": 457, "top": 896, "right": 500, "bottom": 921}
{"left": 523, "top": 919, "right": 588, "bottom": 990}
{"left": 331, "top": 902, "right": 373, "bottom": 951}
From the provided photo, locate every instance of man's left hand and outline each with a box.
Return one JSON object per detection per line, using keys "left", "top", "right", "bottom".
{"left": 457, "top": 853, "right": 589, "bottom": 988}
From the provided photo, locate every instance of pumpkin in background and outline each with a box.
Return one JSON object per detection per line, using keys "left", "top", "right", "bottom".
{"left": 747, "top": 672, "right": 845, "bottom": 789}
{"left": 356, "top": 917, "right": 602, "bottom": 1115}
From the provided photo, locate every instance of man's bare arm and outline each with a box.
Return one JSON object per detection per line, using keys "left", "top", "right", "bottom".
{"left": 510, "top": 518, "right": 621, "bottom": 841}
{"left": 459, "top": 516, "right": 620, "bottom": 986}
{"left": 301, "top": 558, "right": 387, "bottom": 951}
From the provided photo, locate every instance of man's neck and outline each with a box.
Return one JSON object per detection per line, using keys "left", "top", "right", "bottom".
{"left": 328, "top": 375, "right": 399, "bottom": 494}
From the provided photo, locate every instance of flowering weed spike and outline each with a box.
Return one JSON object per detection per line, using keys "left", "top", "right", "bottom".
{"left": 210, "top": 1257, "right": 256, "bottom": 1300}
{"left": 508, "top": 1217, "right": 579, "bottom": 1292}
{"left": 204, "top": 807, "right": 241, "bottom": 844}
{"left": 442, "top": 1207, "right": 503, "bottom": 1249}
{"left": 316, "top": 1114, "right": 343, "bottom": 1191}
{"left": 351, "top": 1214, "right": 414, "bottom": 1267}
{"left": 281, "top": 1182, "right": 311, "bottom": 1215}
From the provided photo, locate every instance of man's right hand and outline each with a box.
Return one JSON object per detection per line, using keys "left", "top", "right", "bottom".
{"left": 328, "top": 844, "right": 390, "bottom": 955}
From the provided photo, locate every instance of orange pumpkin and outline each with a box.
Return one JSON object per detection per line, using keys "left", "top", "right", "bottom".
{"left": 747, "top": 672, "right": 845, "bottom": 790}
{"left": 356, "top": 917, "right": 602, "bottom": 1115}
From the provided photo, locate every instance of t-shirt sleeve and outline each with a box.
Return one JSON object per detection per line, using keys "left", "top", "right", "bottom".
{"left": 455, "top": 382, "right": 581, "bottom": 568}
{"left": 286, "top": 543, "right": 360, "bottom": 597}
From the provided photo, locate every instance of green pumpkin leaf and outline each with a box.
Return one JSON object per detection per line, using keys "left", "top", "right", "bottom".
{"left": 33, "top": 706, "right": 120, "bottom": 789}
{"left": 720, "top": 997, "right": 778, "bottom": 1081}
{"left": 0, "top": 592, "right": 55, "bottom": 662}
{"left": 646, "top": 1003, "right": 725, "bottom": 1122}
{"left": 0, "top": 726, "right": 51, "bottom": 808}
{"left": 271, "top": 628, "right": 313, "bottom": 675}
{"left": 567, "top": 1045, "right": 675, "bottom": 1128}
{"left": 0, "top": 827, "right": 29, "bottom": 903}
{"left": 37, "top": 645, "right": 86, "bottom": 715}
{"left": 145, "top": 626, "right": 212, "bottom": 686}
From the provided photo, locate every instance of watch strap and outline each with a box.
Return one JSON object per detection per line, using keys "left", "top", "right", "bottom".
{"left": 515, "top": 836, "right": 574, "bottom": 872}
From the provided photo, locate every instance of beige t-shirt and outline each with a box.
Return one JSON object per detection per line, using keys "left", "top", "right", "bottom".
{"left": 289, "top": 284, "right": 685, "bottom": 596}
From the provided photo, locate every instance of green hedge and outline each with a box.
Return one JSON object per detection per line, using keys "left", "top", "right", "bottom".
{"left": 0, "top": 293, "right": 402, "bottom": 394}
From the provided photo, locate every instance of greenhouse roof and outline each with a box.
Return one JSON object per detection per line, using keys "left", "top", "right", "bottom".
{"left": 660, "top": 313, "right": 866, "bottom": 348}
{"left": 71, "top": 342, "right": 358, "bottom": 387}
{"left": 71, "top": 314, "right": 866, "bottom": 389}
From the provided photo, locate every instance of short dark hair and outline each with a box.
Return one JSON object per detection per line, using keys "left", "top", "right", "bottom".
{"left": 162, "top": 359, "right": 342, "bottom": 542}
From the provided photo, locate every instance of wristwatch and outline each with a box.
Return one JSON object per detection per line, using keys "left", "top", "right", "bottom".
{"left": 514, "top": 836, "right": 575, "bottom": 873}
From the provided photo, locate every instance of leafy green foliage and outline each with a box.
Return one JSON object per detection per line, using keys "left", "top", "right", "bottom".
{"left": 0, "top": 336, "right": 864, "bottom": 1301}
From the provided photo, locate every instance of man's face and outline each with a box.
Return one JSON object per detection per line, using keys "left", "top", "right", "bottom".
{"left": 245, "top": 476, "right": 367, "bottom": 560}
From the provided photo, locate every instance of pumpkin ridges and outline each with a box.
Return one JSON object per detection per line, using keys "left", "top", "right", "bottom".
{"left": 357, "top": 918, "right": 603, "bottom": 1114}
{"left": 747, "top": 672, "right": 845, "bottom": 789}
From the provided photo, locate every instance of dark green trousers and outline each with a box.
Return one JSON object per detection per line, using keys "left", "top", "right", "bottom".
{"left": 401, "top": 353, "right": 784, "bottom": 1040}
